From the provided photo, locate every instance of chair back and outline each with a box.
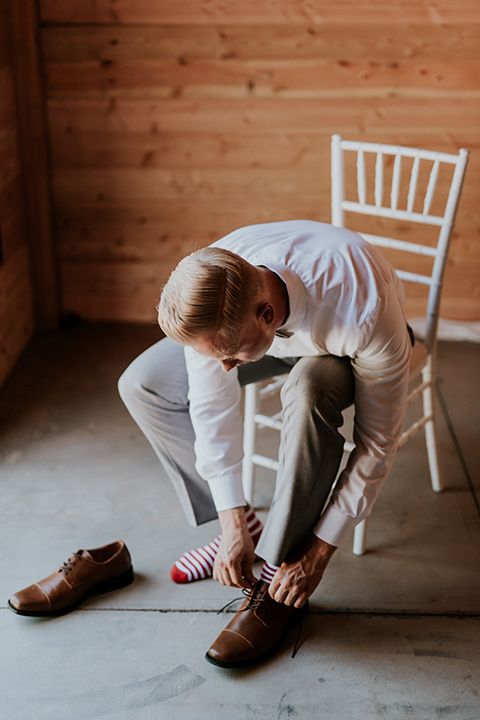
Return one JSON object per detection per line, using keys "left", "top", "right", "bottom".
{"left": 330, "top": 135, "right": 469, "bottom": 353}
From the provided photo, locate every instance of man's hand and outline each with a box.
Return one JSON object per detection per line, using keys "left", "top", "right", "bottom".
{"left": 213, "top": 507, "right": 258, "bottom": 589}
{"left": 269, "top": 534, "right": 336, "bottom": 608}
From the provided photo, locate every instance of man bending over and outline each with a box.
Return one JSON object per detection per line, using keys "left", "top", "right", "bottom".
{"left": 118, "top": 219, "right": 412, "bottom": 668}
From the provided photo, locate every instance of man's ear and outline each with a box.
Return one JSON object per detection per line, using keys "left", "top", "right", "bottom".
{"left": 257, "top": 301, "right": 275, "bottom": 326}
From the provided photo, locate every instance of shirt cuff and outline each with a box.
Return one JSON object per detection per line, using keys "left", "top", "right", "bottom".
{"left": 207, "top": 473, "right": 246, "bottom": 513}
{"left": 312, "top": 505, "right": 360, "bottom": 548}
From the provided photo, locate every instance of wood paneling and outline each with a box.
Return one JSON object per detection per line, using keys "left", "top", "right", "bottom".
{"left": 0, "top": 245, "right": 34, "bottom": 379}
{"left": 39, "top": 1, "right": 480, "bottom": 322}
{"left": 41, "top": 23, "right": 480, "bottom": 63}
{"left": 9, "top": 0, "right": 59, "bottom": 333}
{"left": 38, "top": 1, "right": 480, "bottom": 25}
{"left": 0, "top": 3, "right": 34, "bottom": 387}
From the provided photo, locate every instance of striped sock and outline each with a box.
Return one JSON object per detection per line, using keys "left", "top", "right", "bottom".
{"left": 260, "top": 561, "right": 280, "bottom": 584}
{"left": 170, "top": 506, "right": 263, "bottom": 584}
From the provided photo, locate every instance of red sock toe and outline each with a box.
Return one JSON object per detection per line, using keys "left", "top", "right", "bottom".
{"left": 170, "top": 507, "right": 263, "bottom": 584}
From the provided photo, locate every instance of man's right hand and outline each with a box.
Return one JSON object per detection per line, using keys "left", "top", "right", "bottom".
{"left": 268, "top": 533, "right": 336, "bottom": 608}
{"left": 213, "top": 507, "right": 258, "bottom": 589}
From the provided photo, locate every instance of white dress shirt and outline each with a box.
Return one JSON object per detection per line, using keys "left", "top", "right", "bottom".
{"left": 184, "top": 220, "right": 412, "bottom": 547}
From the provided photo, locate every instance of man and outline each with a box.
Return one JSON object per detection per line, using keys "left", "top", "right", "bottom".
{"left": 118, "top": 219, "right": 412, "bottom": 668}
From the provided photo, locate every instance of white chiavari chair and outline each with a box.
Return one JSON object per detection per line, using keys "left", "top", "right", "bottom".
{"left": 242, "top": 134, "right": 469, "bottom": 555}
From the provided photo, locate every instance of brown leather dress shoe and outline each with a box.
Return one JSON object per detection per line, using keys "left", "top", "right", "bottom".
{"left": 8, "top": 540, "right": 134, "bottom": 617}
{"left": 206, "top": 580, "right": 308, "bottom": 668}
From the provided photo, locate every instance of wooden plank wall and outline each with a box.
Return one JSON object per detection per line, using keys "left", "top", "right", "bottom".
{"left": 39, "top": 0, "right": 480, "bottom": 322}
{"left": 0, "top": 2, "right": 34, "bottom": 387}
{"left": 9, "top": 0, "right": 60, "bottom": 335}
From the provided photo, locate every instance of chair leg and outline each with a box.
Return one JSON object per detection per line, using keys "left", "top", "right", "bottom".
{"left": 353, "top": 518, "right": 368, "bottom": 556}
{"left": 421, "top": 357, "right": 443, "bottom": 492}
{"left": 242, "top": 383, "right": 258, "bottom": 507}
{"left": 423, "top": 380, "right": 443, "bottom": 493}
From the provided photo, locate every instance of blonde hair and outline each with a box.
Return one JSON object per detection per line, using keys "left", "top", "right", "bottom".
{"left": 158, "top": 247, "right": 262, "bottom": 346}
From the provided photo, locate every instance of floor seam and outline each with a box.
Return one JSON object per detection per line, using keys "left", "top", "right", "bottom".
{"left": 2, "top": 606, "right": 478, "bottom": 618}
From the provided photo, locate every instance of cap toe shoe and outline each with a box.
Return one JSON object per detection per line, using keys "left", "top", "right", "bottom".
{"left": 206, "top": 580, "right": 308, "bottom": 668}
{"left": 8, "top": 540, "right": 134, "bottom": 617}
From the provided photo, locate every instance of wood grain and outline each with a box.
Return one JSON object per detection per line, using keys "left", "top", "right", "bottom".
{"left": 39, "top": 0, "right": 480, "bottom": 26}
{"left": 0, "top": 2, "right": 34, "bottom": 387}
{"left": 39, "top": 1, "right": 480, "bottom": 322}
{"left": 9, "top": 0, "right": 59, "bottom": 332}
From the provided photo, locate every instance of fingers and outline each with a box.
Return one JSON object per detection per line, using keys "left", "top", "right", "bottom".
{"left": 269, "top": 583, "right": 307, "bottom": 608}
{"left": 243, "top": 567, "right": 258, "bottom": 586}
{"left": 269, "top": 567, "right": 309, "bottom": 608}
{"left": 213, "top": 557, "right": 257, "bottom": 589}
{"left": 241, "top": 556, "right": 258, "bottom": 586}
{"left": 213, "top": 528, "right": 258, "bottom": 589}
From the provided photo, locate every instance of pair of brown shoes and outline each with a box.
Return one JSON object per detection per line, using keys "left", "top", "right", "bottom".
{"left": 9, "top": 545, "right": 303, "bottom": 668}
{"left": 206, "top": 580, "right": 308, "bottom": 668}
{"left": 8, "top": 540, "right": 133, "bottom": 617}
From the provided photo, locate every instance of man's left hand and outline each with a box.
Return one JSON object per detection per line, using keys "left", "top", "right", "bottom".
{"left": 268, "top": 534, "right": 336, "bottom": 608}
{"left": 214, "top": 507, "right": 258, "bottom": 589}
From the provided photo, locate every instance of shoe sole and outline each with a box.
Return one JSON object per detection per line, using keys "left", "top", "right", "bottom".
{"left": 204, "top": 601, "right": 309, "bottom": 669}
{"left": 7, "top": 566, "right": 135, "bottom": 618}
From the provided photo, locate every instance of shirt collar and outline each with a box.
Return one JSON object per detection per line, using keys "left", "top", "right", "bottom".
{"left": 259, "top": 260, "right": 307, "bottom": 336}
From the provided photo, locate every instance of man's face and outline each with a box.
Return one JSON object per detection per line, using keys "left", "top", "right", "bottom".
{"left": 190, "top": 321, "right": 274, "bottom": 372}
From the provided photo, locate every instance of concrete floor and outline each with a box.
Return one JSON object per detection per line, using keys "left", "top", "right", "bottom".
{"left": 0, "top": 323, "right": 479, "bottom": 720}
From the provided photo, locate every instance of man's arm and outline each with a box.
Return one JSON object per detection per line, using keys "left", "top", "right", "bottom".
{"left": 184, "top": 346, "right": 246, "bottom": 511}
{"left": 184, "top": 347, "right": 255, "bottom": 587}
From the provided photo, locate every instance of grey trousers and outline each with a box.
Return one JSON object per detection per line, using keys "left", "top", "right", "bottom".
{"left": 118, "top": 338, "right": 354, "bottom": 566}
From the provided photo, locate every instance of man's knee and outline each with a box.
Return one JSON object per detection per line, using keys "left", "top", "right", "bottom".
{"left": 117, "top": 360, "right": 163, "bottom": 428}
{"left": 117, "top": 364, "right": 136, "bottom": 410}
{"left": 281, "top": 355, "right": 354, "bottom": 415}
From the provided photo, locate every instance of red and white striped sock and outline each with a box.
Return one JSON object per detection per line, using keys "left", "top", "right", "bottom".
{"left": 260, "top": 561, "right": 280, "bottom": 584}
{"left": 170, "top": 506, "right": 263, "bottom": 584}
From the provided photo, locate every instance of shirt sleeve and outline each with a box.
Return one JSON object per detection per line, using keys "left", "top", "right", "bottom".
{"left": 184, "top": 346, "right": 246, "bottom": 511}
{"left": 312, "top": 285, "right": 412, "bottom": 547}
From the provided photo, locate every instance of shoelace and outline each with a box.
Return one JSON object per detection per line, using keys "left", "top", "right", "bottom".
{"left": 217, "top": 586, "right": 265, "bottom": 614}
{"left": 59, "top": 552, "right": 81, "bottom": 575}
{"left": 217, "top": 586, "right": 306, "bottom": 659}
{"left": 291, "top": 616, "right": 305, "bottom": 659}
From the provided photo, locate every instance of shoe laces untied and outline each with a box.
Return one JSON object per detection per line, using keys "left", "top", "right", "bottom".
{"left": 216, "top": 585, "right": 306, "bottom": 658}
